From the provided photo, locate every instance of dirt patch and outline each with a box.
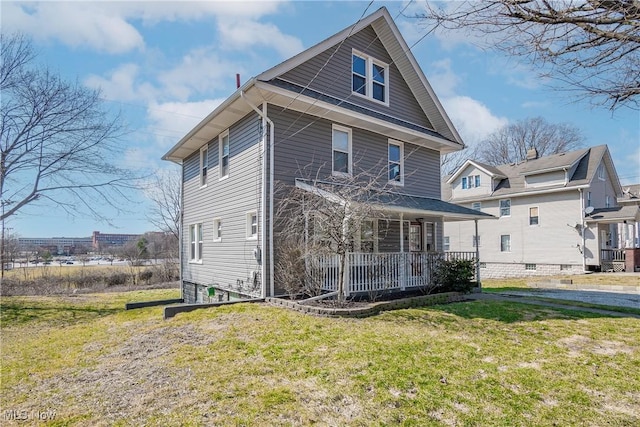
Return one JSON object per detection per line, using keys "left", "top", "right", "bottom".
{"left": 557, "top": 335, "right": 636, "bottom": 357}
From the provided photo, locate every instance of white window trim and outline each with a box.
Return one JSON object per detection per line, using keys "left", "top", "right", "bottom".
{"left": 332, "top": 124, "right": 352, "bottom": 177}
{"left": 499, "top": 199, "right": 511, "bottom": 217}
{"left": 443, "top": 236, "right": 450, "bottom": 251}
{"left": 199, "top": 145, "right": 208, "bottom": 188}
{"left": 219, "top": 130, "right": 230, "bottom": 180}
{"left": 213, "top": 218, "right": 222, "bottom": 242}
{"left": 387, "top": 139, "right": 404, "bottom": 186}
{"left": 351, "top": 49, "right": 389, "bottom": 106}
{"left": 472, "top": 202, "right": 481, "bottom": 211}
{"left": 246, "top": 211, "right": 258, "bottom": 240}
{"left": 461, "top": 177, "right": 468, "bottom": 190}
{"left": 189, "top": 223, "right": 203, "bottom": 263}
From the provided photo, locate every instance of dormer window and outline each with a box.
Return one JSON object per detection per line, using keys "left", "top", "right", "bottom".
{"left": 462, "top": 175, "right": 480, "bottom": 189}
{"left": 352, "top": 50, "right": 388, "bottom": 105}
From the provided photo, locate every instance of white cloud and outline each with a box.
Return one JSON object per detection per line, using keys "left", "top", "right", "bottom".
{"left": 217, "top": 19, "right": 304, "bottom": 58}
{"left": 3, "top": 2, "right": 144, "bottom": 54}
{"left": 157, "top": 48, "right": 245, "bottom": 101}
{"left": 427, "top": 59, "right": 461, "bottom": 98}
{"left": 84, "top": 64, "right": 157, "bottom": 102}
{"left": 147, "top": 99, "right": 226, "bottom": 149}
{"left": 442, "top": 96, "right": 509, "bottom": 144}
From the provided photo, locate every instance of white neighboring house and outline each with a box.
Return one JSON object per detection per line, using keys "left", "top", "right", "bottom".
{"left": 442, "top": 145, "right": 640, "bottom": 277}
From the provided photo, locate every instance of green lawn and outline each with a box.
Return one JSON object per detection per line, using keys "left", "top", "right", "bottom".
{"left": 1, "top": 289, "right": 639, "bottom": 426}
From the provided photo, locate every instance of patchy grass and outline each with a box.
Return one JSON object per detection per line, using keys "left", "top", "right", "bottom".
{"left": 1, "top": 290, "right": 639, "bottom": 426}
{"left": 482, "top": 274, "right": 640, "bottom": 291}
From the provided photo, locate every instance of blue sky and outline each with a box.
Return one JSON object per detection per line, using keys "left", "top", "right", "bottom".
{"left": 4, "top": 0, "right": 639, "bottom": 238}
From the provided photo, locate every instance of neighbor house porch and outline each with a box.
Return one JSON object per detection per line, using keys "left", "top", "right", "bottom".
{"left": 585, "top": 205, "right": 640, "bottom": 272}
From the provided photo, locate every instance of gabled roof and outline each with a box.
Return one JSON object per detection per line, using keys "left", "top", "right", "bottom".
{"left": 258, "top": 7, "right": 462, "bottom": 146}
{"left": 162, "top": 7, "right": 464, "bottom": 163}
{"left": 446, "top": 159, "right": 506, "bottom": 184}
{"left": 585, "top": 205, "right": 640, "bottom": 224}
{"left": 442, "top": 145, "right": 623, "bottom": 202}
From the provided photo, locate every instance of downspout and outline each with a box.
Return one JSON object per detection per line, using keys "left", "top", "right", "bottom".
{"left": 240, "top": 92, "right": 274, "bottom": 297}
{"left": 474, "top": 219, "right": 481, "bottom": 289}
{"left": 179, "top": 161, "right": 184, "bottom": 301}
{"left": 579, "top": 188, "right": 586, "bottom": 272}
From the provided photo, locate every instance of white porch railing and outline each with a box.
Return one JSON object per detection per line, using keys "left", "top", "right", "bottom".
{"left": 307, "top": 251, "right": 477, "bottom": 296}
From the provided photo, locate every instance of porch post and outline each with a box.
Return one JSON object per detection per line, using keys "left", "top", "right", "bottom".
{"left": 474, "top": 219, "right": 481, "bottom": 289}
{"left": 399, "top": 213, "right": 404, "bottom": 252}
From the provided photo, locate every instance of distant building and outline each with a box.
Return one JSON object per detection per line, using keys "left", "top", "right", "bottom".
{"left": 18, "top": 237, "right": 93, "bottom": 255}
{"left": 91, "top": 231, "right": 141, "bottom": 250}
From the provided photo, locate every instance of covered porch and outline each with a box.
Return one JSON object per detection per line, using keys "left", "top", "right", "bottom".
{"left": 585, "top": 205, "right": 640, "bottom": 272}
{"left": 296, "top": 179, "right": 494, "bottom": 296}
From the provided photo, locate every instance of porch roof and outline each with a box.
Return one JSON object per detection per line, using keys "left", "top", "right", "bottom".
{"left": 295, "top": 179, "right": 496, "bottom": 222}
{"left": 585, "top": 205, "right": 640, "bottom": 224}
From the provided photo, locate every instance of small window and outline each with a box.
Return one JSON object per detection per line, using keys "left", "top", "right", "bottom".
{"left": 560, "top": 264, "right": 572, "bottom": 271}
{"left": 525, "top": 263, "right": 537, "bottom": 271}
{"left": 472, "top": 235, "right": 481, "bottom": 247}
{"left": 529, "top": 207, "right": 539, "bottom": 225}
{"left": 598, "top": 164, "right": 605, "bottom": 180}
{"left": 605, "top": 195, "right": 611, "bottom": 208}
{"left": 587, "top": 191, "right": 592, "bottom": 207}
{"left": 360, "top": 219, "right": 376, "bottom": 253}
{"left": 352, "top": 50, "right": 388, "bottom": 104}
{"left": 500, "top": 199, "right": 511, "bottom": 217}
{"left": 189, "top": 223, "right": 203, "bottom": 262}
{"left": 462, "top": 177, "right": 468, "bottom": 189}
{"left": 200, "top": 146, "right": 208, "bottom": 187}
{"left": 213, "top": 218, "right": 222, "bottom": 242}
{"left": 246, "top": 211, "right": 258, "bottom": 240}
{"left": 332, "top": 125, "right": 352, "bottom": 176}
{"left": 472, "top": 202, "right": 481, "bottom": 211}
{"left": 500, "top": 234, "right": 511, "bottom": 252}
{"left": 443, "top": 236, "right": 450, "bottom": 251}
{"left": 479, "top": 262, "right": 487, "bottom": 269}
{"left": 474, "top": 175, "right": 480, "bottom": 188}
{"left": 219, "top": 131, "right": 230, "bottom": 179}
{"left": 388, "top": 140, "right": 403, "bottom": 184}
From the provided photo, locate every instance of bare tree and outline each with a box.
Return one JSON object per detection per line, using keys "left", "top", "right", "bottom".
{"left": 145, "top": 168, "right": 181, "bottom": 241}
{"left": 477, "top": 116, "right": 584, "bottom": 165}
{"left": 412, "top": 1, "right": 640, "bottom": 109}
{"left": 0, "top": 33, "right": 142, "bottom": 222}
{"left": 274, "top": 165, "right": 396, "bottom": 302}
{"left": 441, "top": 143, "right": 482, "bottom": 176}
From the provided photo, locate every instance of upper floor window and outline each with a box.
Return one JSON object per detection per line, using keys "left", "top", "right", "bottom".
{"left": 500, "top": 199, "right": 511, "bottom": 217}
{"left": 472, "top": 202, "right": 481, "bottom": 211}
{"left": 529, "top": 207, "right": 539, "bottom": 225}
{"left": 352, "top": 50, "right": 388, "bottom": 105}
{"left": 332, "top": 125, "right": 352, "bottom": 176}
{"left": 587, "top": 191, "right": 592, "bottom": 207}
{"left": 500, "top": 234, "right": 511, "bottom": 252}
{"left": 605, "top": 195, "right": 611, "bottom": 208}
{"left": 598, "top": 164, "right": 605, "bottom": 180}
{"left": 462, "top": 175, "right": 480, "bottom": 189}
{"left": 388, "top": 140, "right": 403, "bottom": 184}
{"left": 189, "top": 223, "right": 203, "bottom": 262}
{"left": 219, "top": 130, "right": 230, "bottom": 179}
{"left": 200, "top": 146, "right": 208, "bottom": 187}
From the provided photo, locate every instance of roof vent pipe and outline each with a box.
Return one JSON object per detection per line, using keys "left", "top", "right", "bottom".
{"left": 236, "top": 74, "right": 241, "bottom": 89}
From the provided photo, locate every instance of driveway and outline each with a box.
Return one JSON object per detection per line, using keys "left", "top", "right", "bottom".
{"left": 495, "top": 288, "right": 640, "bottom": 310}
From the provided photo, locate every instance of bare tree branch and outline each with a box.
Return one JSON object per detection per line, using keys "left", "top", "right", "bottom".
{"left": 411, "top": 1, "right": 640, "bottom": 109}
{"left": 0, "top": 33, "right": 145, "bottom": 222}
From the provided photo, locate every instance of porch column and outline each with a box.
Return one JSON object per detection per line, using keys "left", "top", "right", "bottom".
{"left": 399, "top": 213, "right": 404, "bottom": 252}
{"left": 474, "top": 219, "right": 481, "bottom": 289}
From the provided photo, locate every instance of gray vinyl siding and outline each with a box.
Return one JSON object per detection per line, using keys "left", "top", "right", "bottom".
{"left": 278, "top": 26, "right": 433, "bottom": 131}
{"left": 181, "top": 111, "right": 264, "bottom": 297}
{"left": 272, "top": 107, "right": 441, "bottom": 198}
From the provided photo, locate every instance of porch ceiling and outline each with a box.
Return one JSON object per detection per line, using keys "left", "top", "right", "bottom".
{"left": 295, "top": 179, "right": 496, "bottom": 222}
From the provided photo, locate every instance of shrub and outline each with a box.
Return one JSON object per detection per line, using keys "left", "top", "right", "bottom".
{"left": 433, "top": 258, "right": 475, "bottom": 293}
{"left": 106, "top": 272, "right": 129, "bottom": 287}
{"left": 138, "top": 270, "right": 153, "bottom": 284}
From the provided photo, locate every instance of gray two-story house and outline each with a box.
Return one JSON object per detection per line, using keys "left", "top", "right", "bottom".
{"left": 163, "top": 7, "right": 492, "bottom": 303}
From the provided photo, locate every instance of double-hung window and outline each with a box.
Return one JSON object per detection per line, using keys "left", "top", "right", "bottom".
{"left": 189, "top": 223, "right": 203, "bottom": 262}
{"left": 472, "top": 235, "right": 481, "bottom": 247}
{"left": 388, "top": 140, "right": 403, "bottom": 184}
{"left": 219, "top": 131, "right": 230, "bottom": 179}
{"left": 200, "top": 146, "right": 208, "bottom": 187}
{"left": 500, "top": 199, "right": 511, "bottom": 217}
{"left": 500, "top": 234, "right": 511, "bottom": 252}
{"left": 605, "top": 195, "right": 611, "bottom": 208}
{"left": 352, "top": 50, "right": 388, "bottom": 105}
{"left": 529, "top": 207, "right": 539, "bottom": 225}
{"left": 246, "top": 211, "right": 258, "bottom": 240}
{"left": 462, "top": 177, "right": 468, "bottom": 189}
{"left": 332, "top": 125, "right": 352, "bottom": 176}
{"left": 472, "top": 202, "right": 482, "bottom": 211}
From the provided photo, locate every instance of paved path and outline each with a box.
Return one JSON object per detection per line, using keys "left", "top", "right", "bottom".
{"left": 467, "top": 292, "right": 640, "bottom": 319}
